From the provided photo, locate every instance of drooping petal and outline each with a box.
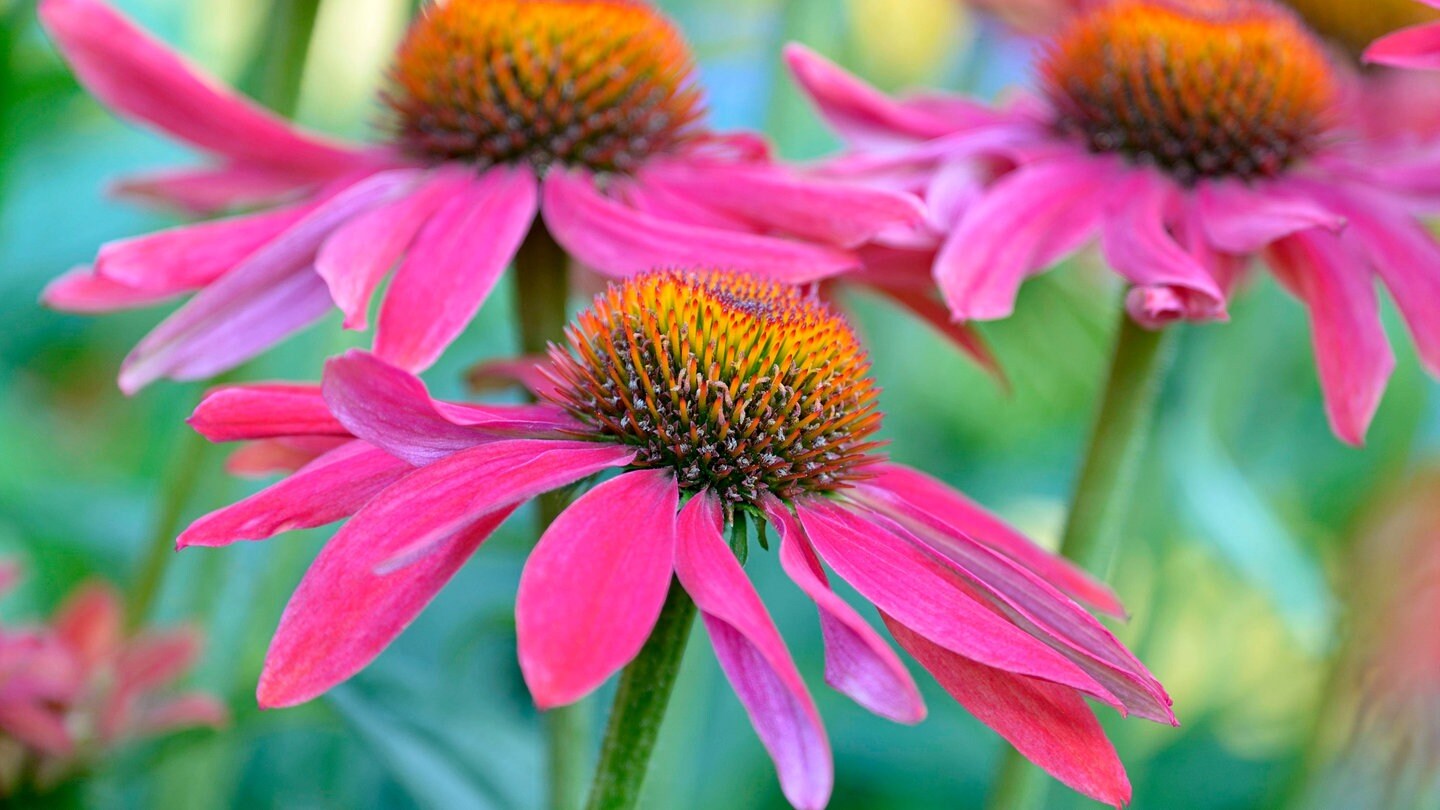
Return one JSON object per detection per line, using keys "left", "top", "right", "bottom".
{"left": 258, "top": 504, "right": 518, "bottom": 708}
{"left": 39, "top": 0, "right": 365, "bottom": 176}
{"left": 862, "top": 464, "right": 1125, "bottom": 616}
{"left": 851, "top": 263, "right": 1004, "bottom": 382}
{"left": 1267, "top": 232, "right": 1395, "bottom": 446}
{"left": 517, "top": 469, "right": 679, "bottom": 708}
{"left": 886, "top": 617, "right": 1132, "bottom": 809}
{"left": 316, "top": 167, "right": 473, "bottom": 330}
{"left": 94, "top": 203, "right": 311, "bottom": 291}
{"left": 794, "top": 498, "right": 1118, "bottom": 706}
{"left": 322, "top": 350, "right": 580, "bottom": 466}
{"left": 640, "top": 159, "right": 925, "bottom": 247}
{"left": 1366, "top": 21, "right": 1440, "bottom": 70}
{"left": 937, "top": 158, "right": 1107, "bottom": 322}
{"left": 1196, "top": 179, "right": 1346, "bottom": 255}
{"left": 761, "top": 498, "right": 925, "bottom": 725}
{"left": 113, "top": 163, "right": 320, "bottom": 216}
{"left": 375, "top": 166, "right": 538, "bottom": 371}
{"left": 542, "top": 169, "right": 859, "bottom": 283}
{"left": 177, "top": 441, "right": 411, "bottom": 548}
{"left": 675, "top": 492, "right": 832, "bottom": 809}
{"left": 118, "top": 170, "right": 421, "bottom": 392}
{"left": 1100, "top": 173, "right": 1225, "bottom": 325}
{"left": 188, "top": 383, "right": 345, "bottom": 441}
{"left": 225, "top": 437, "right": 349, "bottom": 477}
{"left": 42, "top": 267, "right": 179, "bottom": 312}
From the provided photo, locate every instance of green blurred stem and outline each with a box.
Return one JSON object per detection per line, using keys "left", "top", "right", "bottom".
{"left": 240, "top": 0, "right": 324, "bottom": 115}
{"left": 129, "top": 428, "right": 210, "bottom": 625}
{"left": 986, "top": 310, "right": 1177, "bottom": 810}
{"left": 585, "top": 515, "right": 746, "bottom": 810}
{"left": 514, "top": 222, "right": 589, "bottom": 810}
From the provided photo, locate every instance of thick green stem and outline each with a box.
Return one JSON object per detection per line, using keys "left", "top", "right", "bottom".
{"left": 986, "top": 310, "right": 1176, "bottom": 810}
{"left": 128, "top": 428, "right": 209, "bottom": 626}
{"left": 513, "top": 222, "right": 587, "bottom": 810}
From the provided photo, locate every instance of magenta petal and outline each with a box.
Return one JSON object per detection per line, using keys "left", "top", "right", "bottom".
{"left": 322, "top": 350, "right": 579, "bottom": 465}
{"left": 1268, "top": 232, "right": 1395, "bottom": 446}
{"left": 225, "top": 437, "right": 350, "bottom": 477}
{"left": 118, "top": 170, "right": 420, "bottom": 392}
{"left": 885, "top": 617, "right": 1132, "bottom": 809}
{"left": 640, "top": 159, "right": 924, "bottom": 247}
{"left": 1366, "top": 21, "right": 1440, "bottom": 70}
{"left": 1195, "top": 179, "right": 1345, "bottom": 255}
{"left": 675, "top": 492, "right": 832, "bottom": 809}
{"left": 177, "top": 441, "right": 410, "bottom": 549}
{"left": 258, "top": 504, "right": 518, "bottom": 707}
{"left": 39, "top": 0, "right": 364, "bottom": 176}
{"left": 860, "top": 464, "right": 1124, "bottom": 616}
{"left": 542, "top": 169, "right": 859, "bottom": 283}
{"left": 0, "top": 702, "right": 75, "bottom": 756}
{"left": 793, "top": 498, "right": 1118, "bottom": 706}
{"left": 762, "top": 498, "right": 925, "bottom": 725}
{"left": 783, "top": 44, "right": 960, "bottom": 148}
{"left": 189, "top": 383, "right": 345, "bottom": 441}
{"left": 938, "top": 158, "right": 1106, "bottom": 321}
{"left": 517, "top": 469, "right": 679, "bottom": 708}
{"left": 317, "top": 167, "right": 473, "bottom": 331}
{"left": 42, "top": 267, "right": 179, "bottom": 312}
{"left": 375, "top": 166, "right": 538, "bottom": 372}
{"left": 95, "top": 204, "right": 310, "bottom": 292}
{"left": 113, "top": 163, "right": 319, "bottom": 216}
{"left": 1100, "top": 174, "right": 1224, "bottom": 319}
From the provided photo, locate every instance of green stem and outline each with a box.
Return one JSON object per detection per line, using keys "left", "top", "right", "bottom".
{"left": 128, "top": 427, "right": 209, "bottom": 626}
{"left": 513, "top": 222, "right": 587, "bottom": 810}
{"left": 986, "top": 309, "right": 1177, "bottom": 810}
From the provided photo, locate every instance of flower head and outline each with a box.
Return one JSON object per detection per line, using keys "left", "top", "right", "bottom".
{"left": 0, "top": 568, "right": 226, "bottom": 797}
{"left": 790, "top": 0, "right": 1440, "bottom": 445}
{"left": 180, "top": 269, "right": 1170, "bottom": 808}
{"left": 39, "top": 0, "right": 934, "bottom": 392}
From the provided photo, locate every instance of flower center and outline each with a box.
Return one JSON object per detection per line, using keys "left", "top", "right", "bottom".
{"left": 1282, "top": 0, "right": 1440, "bottom": 60}
{"left": 385, "top": 0, "right": 704, "bottom": 172}
{"left": 1041, "top": 0, "right": 1338, "bottom": 184}
{"left": 548, "top": 270, "right": 883, "bottom": 505}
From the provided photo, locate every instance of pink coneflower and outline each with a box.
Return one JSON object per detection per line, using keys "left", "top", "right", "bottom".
{"left": 39, "top": 0, "right": 935, "bottom": 393}
{"left": 0, "top": 568, "right": 226, "bottom": 796}
{"left": 180, "top": 270, "right": 1171, "bottom": 808}
{"left": 1366, "top": 0, "right": 1440, "bottom": 69}
{"left": 790, "top": 0, "right": 1440, "bottom": 446}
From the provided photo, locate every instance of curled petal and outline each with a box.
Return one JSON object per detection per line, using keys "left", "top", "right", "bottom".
{"left": 783, "top": 43, "right": 963, "bottom": 147}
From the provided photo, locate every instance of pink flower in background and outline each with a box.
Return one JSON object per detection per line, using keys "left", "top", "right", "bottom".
{"left": 180, "top": 270, "right": 1171, "bottom": 808}
{"left": 0, "top": 568, "right": 226, "bottom": 796}
{"left": 791, "top": 0, "right": 1440, "bottom": 446}
{"left": 38, "top": 0, "right": 942, "bottom": 393}
{"left": 1367, "top": 1, "right": 1440, "bottom": 69}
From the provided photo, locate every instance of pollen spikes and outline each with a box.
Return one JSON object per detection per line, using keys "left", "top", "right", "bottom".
{"left": 547, "top": 271, "right": 885, "bottom": 507}
{"left": 386, "top": 0, "right": 704, "bottom": 173}
{"left": 1041, "top": 0, "right": 1339, "bottom": 184}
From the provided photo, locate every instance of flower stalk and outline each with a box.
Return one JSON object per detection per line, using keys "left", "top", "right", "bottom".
{"left": 987, "top": 308, "right": 1177, "bottom": 810}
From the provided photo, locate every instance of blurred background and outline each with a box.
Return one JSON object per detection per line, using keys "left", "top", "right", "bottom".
{"left": 1, "top": 0, "right": 1437, "bottom": 807}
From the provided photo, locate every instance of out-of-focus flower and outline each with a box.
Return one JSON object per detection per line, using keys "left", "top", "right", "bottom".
{"left": 180, "top": 270, "right": 1172, "bottom": 808}
{"left": 0, "top": 569, "right": 226, "bottom": 797}
{"left": 790, "top": 0, "right": 1440, "bottom": 446}
{"left": 37, "top": 0, "right": 947, "bottom": 393}
{"left": 1366, "top": 0, "right": 1440, "bottom": 70}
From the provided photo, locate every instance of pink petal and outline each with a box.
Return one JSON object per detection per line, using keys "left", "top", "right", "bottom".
{"left": 640, "top": 159, "right": 925, "bottom": 247}
{"left": 225, "top": 437, "right": 350, "bottom": 477}
{"left": 39, "top": 0, "right": 364, "bottom": 176}
{"left": 94, "top": 203, "right": 311, "bottom": 291}
{"left": 886, "top": 617, "right": 1131, "bottom": 809}
{"left": 783, "top": 44, "right": 961, "bottom": 148}
{"left": 1366, "top": 22, "right": 1440, "bottom": 70}
{"left": 675, "top": 492, "right": 832, "bottom": 809}
{"left": 258, "top": 504, "right": 518, "bottom": 707}
{"left": 116, "top": 628, "right": 201, "bottom": 693}
{"left": 466, "top": 356, "right": 562, "bottom": 400}
{"left": 322, "top": 350, "right": 580, "bottom": 466}
{"left": 793, "top": 498, "right": 1118, "bottom": 706}
{"left": 1195, "top": 179, "right": 1346, "bottom": 255}
{"left": 1100, "top": 173, "right": 1224, "bottom": 324}
{"left": 113, "top": 163, "right": 319, "bottom": 216}
{"left": 134, "top": 693, "right": 229, "bottom": 735}
{"left": 316, "top": 167, "right": 473, "bottom": 330}
{"left": 517, "top": 469, "right": 679, "bottom": 708}
{"left": 42, "top": 267, "right": 178, "bottom": 312}
{"left": 852, "top": 266, "right": 1005, "bottom": 382}
{"left": 189, "top": 383, "right": 346, "bottom": 441}
{"left": 119, "top": 170, "right": 421, "bottom": 392}
{"left": 52, "top": 582, "right": 124, "bottom": 670}
{"left": 1267, "top": 232, "right": 1395, "bottom": 446}
{"left": 761, "top": 498, "right": 925, "bottom": 725}
{"left": 860, "top": 464, "right": 1124, "bottom": 616}
{"left": 0, "top": 702, "right": 75, "bottom": 755}
{"left": 375, "top": 166, "right": 538, "bottom": 371}
{"left": 541, "top": 169, "right": 860, "bottom": 283}
{"left": 177, "top": 441, "right": 411, "bottom": 548}
{"left": 938, "top": 158, "right": 1107, "bottom": 321}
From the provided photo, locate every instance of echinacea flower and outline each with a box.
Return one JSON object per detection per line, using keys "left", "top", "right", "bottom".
{"left": 1366, "top": 0, "right": 1440, "bottom": 70}
{"left": 790, "top": 0, "right": 1440, "bottom": 446}
{"left": 179, "top": 269, "right": 1171, "bottom": 808}
{"left": 0, "top": 567, "right": 226, "bottom": 797}
{"left": 38, "top": 0, "right": 945, "bottom": 393}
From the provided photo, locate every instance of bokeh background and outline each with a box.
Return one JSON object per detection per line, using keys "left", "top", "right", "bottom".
{"left": 1, "top": 0, "right": 1437, "bottom": 807}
